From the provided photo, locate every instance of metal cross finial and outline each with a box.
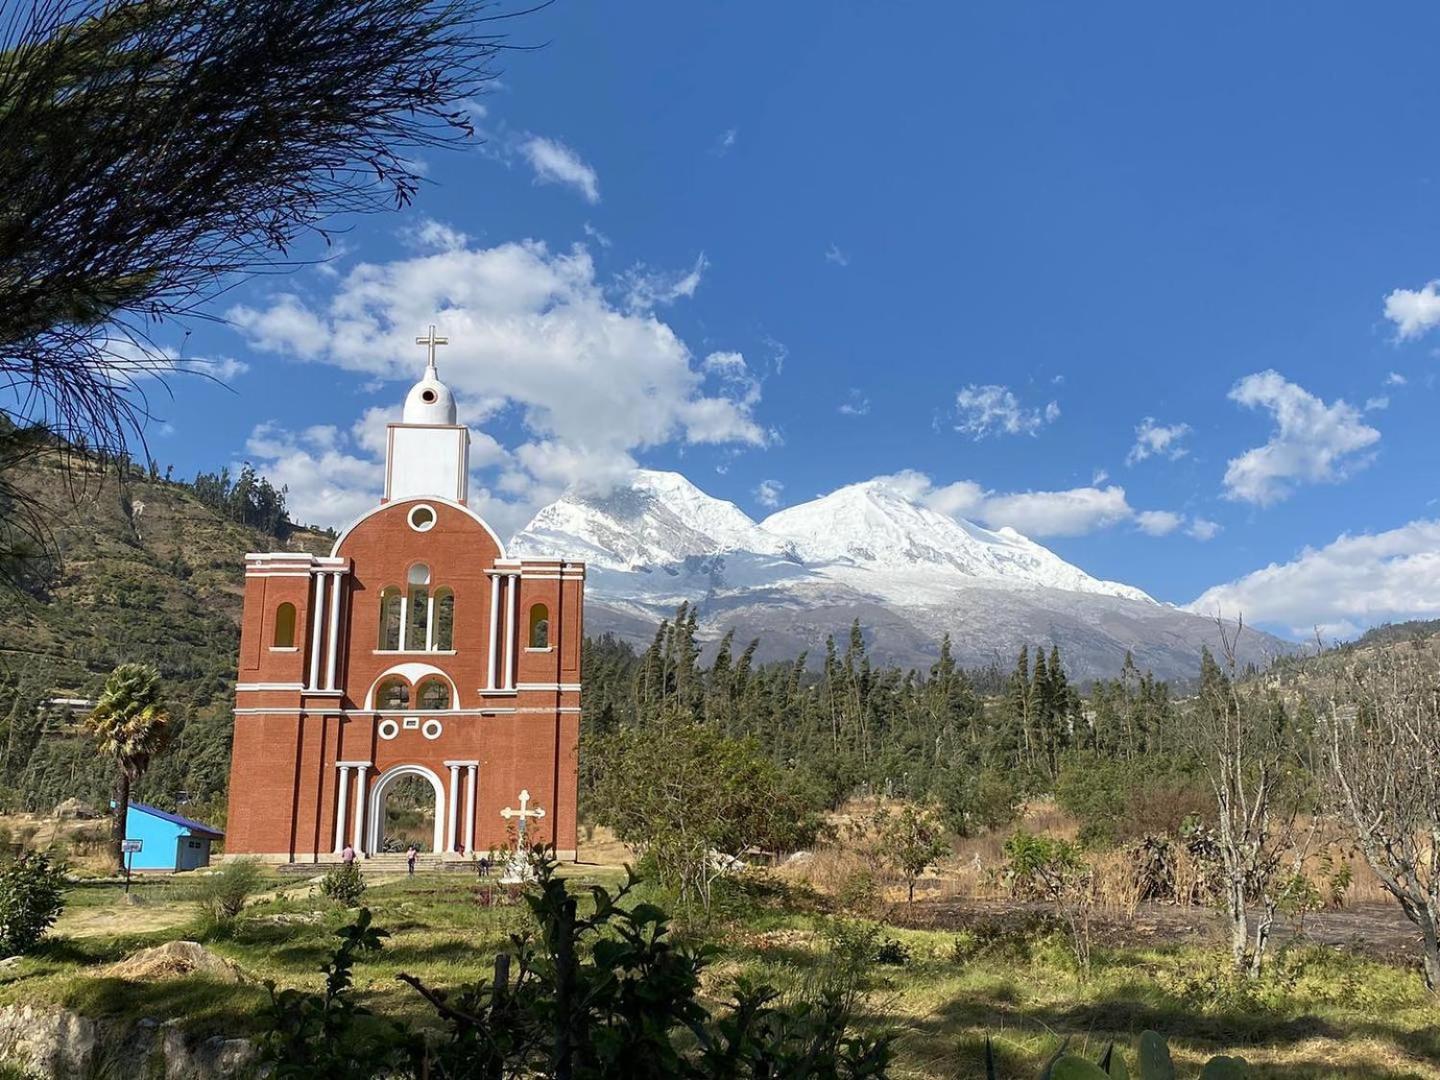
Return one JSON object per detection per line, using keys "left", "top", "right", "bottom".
{"left": 415, "top": 324, "right": 448, "bottom": 371}
{"left": 500, "top": 788, "right": 546, "bottom": 848}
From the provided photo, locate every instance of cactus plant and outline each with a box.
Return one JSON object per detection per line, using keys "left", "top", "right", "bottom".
{"left": 985, "top": 1030, "right": 1249, "bottom": 1079}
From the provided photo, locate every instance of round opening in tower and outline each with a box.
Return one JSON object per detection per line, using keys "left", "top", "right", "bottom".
{"left": 421, "top": 389, "right": 437, "bottom": 404}
{"left": 408, "top": 505, "right": 436, "bottom": 532}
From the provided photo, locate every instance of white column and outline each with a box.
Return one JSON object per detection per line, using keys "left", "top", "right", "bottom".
{"left": 352, "top": 764, "right": 368, "bottom": 855}
{"left": 333, "top": 765, "right": 350, "bottom": 853}
{"left": 308, "top": 572, "right": 327, "bottom": 691}
{"left": 397, "top": 592, "right": 409, "bottom": 652}
{"left": 464, "top": 765, "right": 477, "bottom": 854}
{"left": 486, "top": 573, "right": 500, "bottom": 689}
{"left": 446, "top": 764, "right": 460, "bottom": 853}
{"left": 325, "top": 572, "right": 342, "bottom": 690}
{"left": 504, "top": 573, "right": 518, "bottom": 689}
{"left": 425, "top": 594, "right": 435, "bottom": 652}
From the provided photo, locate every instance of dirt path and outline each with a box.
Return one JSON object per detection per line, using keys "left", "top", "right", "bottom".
{"left": 902, "top": 899, "right": 1423, "bottom": 967}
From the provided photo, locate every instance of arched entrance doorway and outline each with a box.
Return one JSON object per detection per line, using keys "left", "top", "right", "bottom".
{"left": 367, "top": 764, "right": 444, "bottom": 854}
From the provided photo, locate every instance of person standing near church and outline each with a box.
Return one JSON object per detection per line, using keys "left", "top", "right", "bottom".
{"left": 406, "top": 844, "right": 418, "bottom": 876}
{"left": 341, "top": 843, "right": 356, "bottom": 865}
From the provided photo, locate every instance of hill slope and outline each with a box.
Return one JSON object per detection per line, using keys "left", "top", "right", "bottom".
{"left": 0, "top": 450, "right": 329, "bottom": 814}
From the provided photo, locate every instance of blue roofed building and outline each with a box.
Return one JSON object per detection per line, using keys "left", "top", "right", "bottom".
{"left": 120, "top": 802, "right": 224, "bottom": 872}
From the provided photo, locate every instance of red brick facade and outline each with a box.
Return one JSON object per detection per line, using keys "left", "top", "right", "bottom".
{"left": 226, "top": 371, "right": 584, "bottom": 861}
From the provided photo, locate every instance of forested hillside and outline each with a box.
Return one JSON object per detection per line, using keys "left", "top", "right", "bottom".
{"left": 0, "top": 448, "right": 329, "bottom": 820}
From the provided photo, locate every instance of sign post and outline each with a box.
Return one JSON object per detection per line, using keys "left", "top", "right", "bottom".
{"left": 120, "top": 838, "right": 142, "bottom": 894}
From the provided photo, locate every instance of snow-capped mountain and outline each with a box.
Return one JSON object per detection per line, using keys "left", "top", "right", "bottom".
{"left": 512, "top": 470, "right": 1289, "bottom": 681}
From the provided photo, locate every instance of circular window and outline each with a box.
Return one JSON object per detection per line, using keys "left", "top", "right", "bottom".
{"left": 421, "top": 718, "right": 443, "bottom": 740}
{"left": 421, "top": 388, "right": 437, "bottom": 404}
{"left": 408, "top": 504, "right": 436, "bottom": 532}
{"left": 378, "top": 718, "right": 399, "bottom": 740}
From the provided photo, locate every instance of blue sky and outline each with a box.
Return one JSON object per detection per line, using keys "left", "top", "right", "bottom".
{"left": 152, "top": 2, "right": 1440, "bottom": 638}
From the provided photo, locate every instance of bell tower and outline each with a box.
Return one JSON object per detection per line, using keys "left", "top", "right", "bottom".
{"left": 384, "top": 325, "right": 470, "bottom": 504}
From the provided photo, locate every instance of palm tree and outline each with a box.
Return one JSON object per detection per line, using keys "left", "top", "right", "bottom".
{"left": 87, "top": 664, "right": 170, "bottom": 872}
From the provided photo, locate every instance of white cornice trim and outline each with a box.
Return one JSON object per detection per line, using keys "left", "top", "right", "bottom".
{"left": 236, "top": 682, "right": 305, "bottom": 692}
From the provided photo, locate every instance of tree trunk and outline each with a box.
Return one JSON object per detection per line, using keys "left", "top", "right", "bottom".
{"left": 1418, "top": 906, "right": 1440, "bottom": 993}
{"left": 1226, "top": 879, "right": 1248, "bottom": 974}
{"left": 110, "top": 770, "right": 130, "bottom": 873}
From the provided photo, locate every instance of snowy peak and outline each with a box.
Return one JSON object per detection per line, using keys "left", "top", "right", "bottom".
{"left": 514, "top": 469, "right": 787, "bottom": 571}
{"left": 514, "top": 469, "right": 1152, "bottom": 605}
{"left": 761, "top": 479, "right": 1150, "bottom": 602}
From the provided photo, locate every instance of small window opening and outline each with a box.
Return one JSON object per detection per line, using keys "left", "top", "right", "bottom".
{"left": 378, "top": 587, "right": 402, "bottom": 650}
{"left": 376, "top": 676, "right": 410, "bottom": 710}
{"left": 273, "top": 602, "right": 297, "bottom": 648}
{"left": 421, "top": 388, "right": 437, "bottom": 404}
{"left": 529, "top": 604, "right": 550, "bottom": 649}
{"left": 417, "top": 677, "right": 451, "bottom": 710}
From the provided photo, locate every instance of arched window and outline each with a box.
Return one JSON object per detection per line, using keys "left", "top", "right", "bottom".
{"left": 405, "top": 563, "right": 430, "bottom": 650}
{"left": 529, "top": 604, "right": 550, "bottom": 649}
{"left": 377, "top": 587, "right": 402, "bottom": 651}
{"left": 273, "top": 602, "right": 296, "bottom": 648}
{"left": 433, "top": 588, "right": 455, "bottom": 651}
{"left": 416, "top": 677, "right": 451, "bottom": 710}
{"left": 376, "top": 676, "right": 410, "bottom": 710}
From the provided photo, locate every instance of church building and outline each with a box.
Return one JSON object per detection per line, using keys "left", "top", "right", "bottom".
{"left": 225, "top": 329, "right": 584, "bottom": 862}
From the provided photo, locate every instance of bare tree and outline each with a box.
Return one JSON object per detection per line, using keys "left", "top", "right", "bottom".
{"left": 0, "top": 0, "right": 523, "bottom": 575}
{"left": 1322, "top": 636, "right": 1440, "bottom": 991}
{"left": 1190, "top": 618, "right": 1312, "bottom": 977}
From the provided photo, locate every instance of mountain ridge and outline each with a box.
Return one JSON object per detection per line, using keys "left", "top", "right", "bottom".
{"left": 512, "top": 469, "right": 1292, "bottom": 681}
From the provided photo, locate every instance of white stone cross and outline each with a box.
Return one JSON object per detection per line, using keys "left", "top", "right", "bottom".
{"left": 415, "top": 324, "right": 448, "bottom": 369}
{"left": 500, "top": 788, "right": 545, "bottom": 849}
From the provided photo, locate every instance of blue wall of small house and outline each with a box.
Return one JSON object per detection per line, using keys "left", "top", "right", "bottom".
{"left": 120, "top": 805, "right": 217, "bottom": 871}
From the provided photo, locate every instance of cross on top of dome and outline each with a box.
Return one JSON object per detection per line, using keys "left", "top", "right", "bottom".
{"left": 415, "top": 324, "right": 448, "bottom": 375}
{"left": 403, "top": 324, "right": 457, "bottom": 424}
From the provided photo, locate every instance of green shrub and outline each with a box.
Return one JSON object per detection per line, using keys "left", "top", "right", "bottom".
{"left": 321, "top": 862, "right": 366, "bottom": 907}
{"left": 0, "top": 851, "right": 66, "bottom": 955}
{"left": 1055, "top": 753, "right": 1209, "bottom": 848}
{"left": 192, "top": 858, "right": 263, "bottom": 924}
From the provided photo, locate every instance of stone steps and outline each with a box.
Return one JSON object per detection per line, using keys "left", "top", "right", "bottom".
{"left": 276, "top": 855, "right": 489, "bottom": 875}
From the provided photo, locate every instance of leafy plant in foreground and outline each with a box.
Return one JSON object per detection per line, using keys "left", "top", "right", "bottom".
{"left": 0, "top": 850, "right": 65, "bottom": 955}
{"left": 262, "top": 856, "right": 891, "bottom": 1078}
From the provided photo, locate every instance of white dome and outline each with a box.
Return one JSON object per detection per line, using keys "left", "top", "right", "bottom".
{"left": 403, "top": 367, "right": 457, "bottom": 424}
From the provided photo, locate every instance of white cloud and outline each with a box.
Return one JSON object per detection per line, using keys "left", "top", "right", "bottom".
{"left": 954, "top": 384, "right": 1060, "bottom": 439}
{"left": 1365, "top": 395, "right": 1389, "bottom": 412}
{"left": 191, "top": 356, "right": 250, "bottom": 381}
{"left": 877, "top": 470, "right": 1212, "bottom": 540}
{"left": 710, "top": 128, "right": 738, "bottom": 156}
{"left": 838, "top": 389, "right": 870, "bottom": 416}
{"left": 582, "top": 222, "right": 612, "bottom": 248}
{"left": 1187, "top": 517, "right": 1222, "bottom": 541}
{"left": 1385, "top": 371, "right": 1408, "bottom": 386}
{"left": 228, "top": 238, "right": 766, "bottom": 526}
{"left": 1126, "top": 418, "right": 1191, "bottom": 465}
{"left": 1383, "top": 280, "right": 1440, "bottom": 340}
{"left": 824, "top": 243, "right": 850, "bottom": 267}
{"left": 1188, "top": 520, "right": 1440, "bottom": 638}
{"left": 618, "top": 253, "right": 708, "bottom": 313}
{"left": 409, "top": 218, "right": 470, "bottom": 253}
{"left": 518, "top": 135, "right": 600, "bottom": 203}
{"left": 1092, "top": 468, "right": 1109, "bottom": 485}
{"left": 982, "top": 485, "right": 1132, "bottom": 537}
{"left": 1222, "top": 371, "right": 1380, "bottom": 505}
{"left": 1135, "top": 510, "right": 1184, "bottom": 536}
{"left": 754, "top": 479, "right": 783, "bottom": 508}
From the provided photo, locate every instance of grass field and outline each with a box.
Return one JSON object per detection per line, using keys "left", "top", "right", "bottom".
{"left": 0, "top": 864, "right": 1434, "bottom": 1079}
